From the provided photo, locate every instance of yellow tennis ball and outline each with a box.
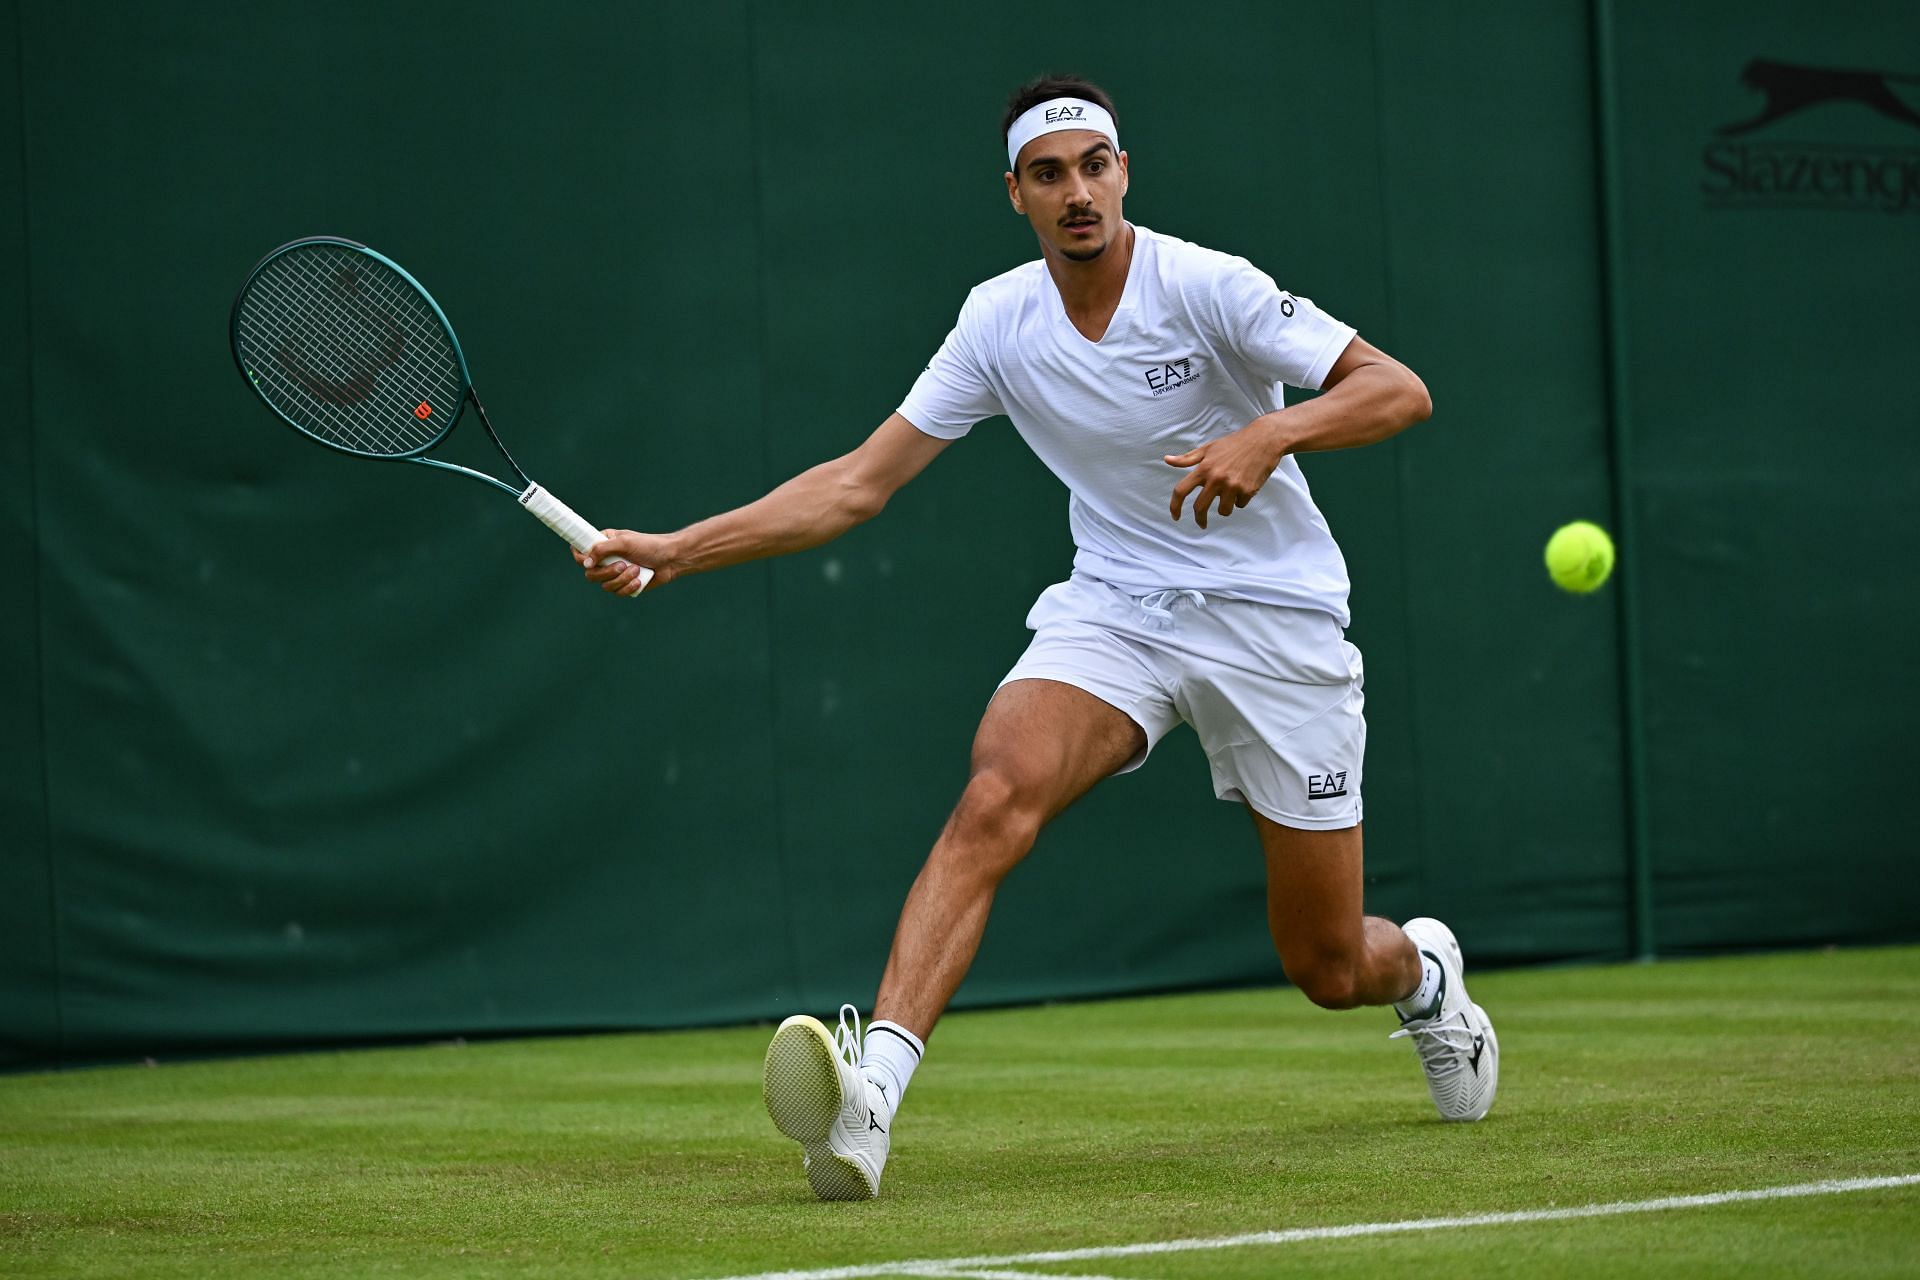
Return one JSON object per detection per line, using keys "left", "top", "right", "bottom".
{"left": 1544, "top": 521, "right": 1615, "bottom": 593}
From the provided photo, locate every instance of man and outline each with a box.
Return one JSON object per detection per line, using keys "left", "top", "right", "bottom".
{"left": 578, "top": 75, "right": 1498, "bottom": 1201}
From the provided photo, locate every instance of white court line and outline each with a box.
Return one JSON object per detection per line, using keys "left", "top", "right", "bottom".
{"left": 700, "top": 1173, "right": 1920, "bottom": 1280}
{"left": 915, "top": 1271, "right": 1135, "bottom": 1280}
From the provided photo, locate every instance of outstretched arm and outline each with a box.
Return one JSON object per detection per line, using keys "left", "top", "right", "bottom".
{"left": 578, "top": 414, "right": 952, "bottom": 596}
{"left": 1165, "top": 336, "right": 1431, "bottom": 529}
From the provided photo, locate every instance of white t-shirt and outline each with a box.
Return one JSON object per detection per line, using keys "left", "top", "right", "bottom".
{"left": 898, "top": 224, "right": 1359, "bottom": 626}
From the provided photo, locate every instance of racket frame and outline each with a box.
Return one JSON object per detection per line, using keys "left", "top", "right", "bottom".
{"left": 229, "top": 235, "right": 534, "bottom": 495}
{"left": 230, "top": 236, "right": 649, "bottom": 590}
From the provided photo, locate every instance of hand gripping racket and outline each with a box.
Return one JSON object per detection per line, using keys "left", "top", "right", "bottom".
{"left": 229, "top": 236, "right": 651, "bottom": 591}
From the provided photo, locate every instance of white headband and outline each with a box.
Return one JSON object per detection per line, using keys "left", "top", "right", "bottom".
{"left": 1005, "top": 97, "right": 1120, "bottom": 171}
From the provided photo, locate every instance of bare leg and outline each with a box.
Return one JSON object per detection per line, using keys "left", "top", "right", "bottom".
{"left": 872, "top": 679, "right": 1145, "bottom": 1039}
{"left": 1253, "top": 813, "right": 1421, "bottom": 1009}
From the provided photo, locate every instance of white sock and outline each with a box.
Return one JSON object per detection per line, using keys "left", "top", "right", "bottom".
{"left": 1393, "top": 943, "right": 1444, "bottom": 1020}
{"left": 859, "top": 1020, "right": 924, "bottom": 1114}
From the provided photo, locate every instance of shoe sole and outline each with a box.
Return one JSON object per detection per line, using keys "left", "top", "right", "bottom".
{"left": 804, "top": 1146, "right": 876, "bottom": 1201}
{"left": 763, "top": 1016, "right": 842, "bottom": 1144}
{"left": 763, "top": 1017, "right": 879, "bottom": 1200}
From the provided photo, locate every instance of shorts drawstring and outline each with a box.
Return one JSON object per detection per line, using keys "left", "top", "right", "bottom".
{"left": 1138, "top": 588, "right": 1208, "bottom": 628}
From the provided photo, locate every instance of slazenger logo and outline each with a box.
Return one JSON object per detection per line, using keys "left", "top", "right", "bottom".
{"left": 1719, "top": 60, "right": 1920, "bottom": 136}
{"left": 1144, "top": 357, "right": 1197, "bottom": 396}
{"left": 1044, "top": 104, "right": 1087, "bottom": 124}
{"left": 1701, "top": 58, "right": 1920, "bottom": 214}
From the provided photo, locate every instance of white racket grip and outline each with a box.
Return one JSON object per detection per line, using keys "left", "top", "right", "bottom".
{"left": 518, "top": 482, "right": 655, "bottom": 593}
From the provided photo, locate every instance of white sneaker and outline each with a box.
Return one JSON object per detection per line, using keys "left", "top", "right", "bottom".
{"left": 763, "top": 1004, "right": 891, "bottom": 1200}
{"left": 1391, "top": 918, "right": 1499, "bottom": 1122}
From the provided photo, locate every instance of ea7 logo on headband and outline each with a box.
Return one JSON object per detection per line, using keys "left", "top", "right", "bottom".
{"left": 1044, "top": 105, "right": 1087, "bottom": 123}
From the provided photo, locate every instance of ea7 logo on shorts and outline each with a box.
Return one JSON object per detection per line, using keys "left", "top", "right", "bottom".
{"left": 1144, "top": 357, "right": 1196, "bottom": 396}
{"left": 1308, "top": 771, "right": 1349, "bottom": 800}
{"left": 1044, "top": 104, "right": 1087, "bottom": 124}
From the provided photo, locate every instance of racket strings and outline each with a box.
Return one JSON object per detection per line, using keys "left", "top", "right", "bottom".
{"left": 236, "top": 244, "right": 466, "bottom": 457}
{"left": 240, "top": 274, "right": 447, "bottom": 454}
{"left": 262, "top": 248, "right": 458, "bottom": 449}
{"left": 243, "top": 275, "right": 413, "bottom": 455}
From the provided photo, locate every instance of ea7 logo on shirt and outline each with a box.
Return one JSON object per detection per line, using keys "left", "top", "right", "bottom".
{"left": 1144, "top": 357, "right": 1198, "bottom": 396}
{"left": 1308, "top": 771, "right": 1349, "bottom": 800}
{"left": 1044, "top": 104, "right": 1087, "bottom": 124}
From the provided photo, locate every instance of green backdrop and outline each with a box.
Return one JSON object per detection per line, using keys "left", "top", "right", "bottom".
{"left": 3, "top": 1, "right": 1915, "bottom": 1066}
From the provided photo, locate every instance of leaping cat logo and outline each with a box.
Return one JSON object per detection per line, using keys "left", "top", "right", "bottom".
{"left": 1719, "top": 59, "right": 1920, "bottom": 136}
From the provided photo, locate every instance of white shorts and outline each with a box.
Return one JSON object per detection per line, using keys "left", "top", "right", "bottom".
{"left": 999, "top": 575, "right": 1366, "bottom": 830}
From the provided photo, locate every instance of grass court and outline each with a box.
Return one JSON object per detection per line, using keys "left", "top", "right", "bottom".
{"left": 3, "top": 947, "right": 1916, "bottom": 1278}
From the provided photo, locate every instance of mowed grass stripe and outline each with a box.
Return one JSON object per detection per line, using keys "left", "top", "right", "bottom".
{"left": 704, "top": 1174, "right": 1920, "bottom": 1280}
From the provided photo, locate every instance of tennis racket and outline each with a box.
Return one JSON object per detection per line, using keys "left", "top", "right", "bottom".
{"left": 229, "top": 235, "right": 651, "bottom": 592}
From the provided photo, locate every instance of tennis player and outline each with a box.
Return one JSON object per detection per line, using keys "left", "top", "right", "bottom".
{"left": 578, "top": 75, "right": 1498, "bottom": 1200}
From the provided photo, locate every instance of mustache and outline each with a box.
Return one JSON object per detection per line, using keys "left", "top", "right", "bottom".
{"left": 1059, "top": 211, "right": 1101, "bottom": 226}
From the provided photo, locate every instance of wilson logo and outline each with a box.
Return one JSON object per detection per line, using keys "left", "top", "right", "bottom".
{"left": 1144, "top": 358, "right": 1196, "bottom": 397}
{"left": 1308, "top": 771, "right": 1349, "bottom": 800}
{"left": 414, "top": 401, "right": 433, "bottom": 419}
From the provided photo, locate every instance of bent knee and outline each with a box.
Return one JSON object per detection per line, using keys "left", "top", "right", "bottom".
{"left": 1282, "top": 953, "right": 1364, "bottom": 1010}
{"left": 941, "top": 767, "right": 1048, "bottom": 866}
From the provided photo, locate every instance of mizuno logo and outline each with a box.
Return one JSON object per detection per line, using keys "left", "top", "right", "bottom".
{"left": 868, "top": 1109, "right": 887, "bottom": 1133}
{"left": 1468, "top": 1034, "right": 1487, "bottom": 1073}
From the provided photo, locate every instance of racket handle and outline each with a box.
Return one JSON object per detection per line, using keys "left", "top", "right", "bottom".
{"left": 518, "top": 482, "right": 656, "bottom": 593}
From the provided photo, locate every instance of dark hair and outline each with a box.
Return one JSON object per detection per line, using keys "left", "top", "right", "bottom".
{"left": 1001, "top": 74, "right": 1119, "bottom": 142}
